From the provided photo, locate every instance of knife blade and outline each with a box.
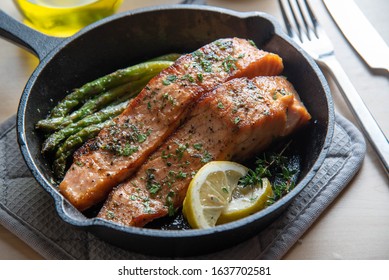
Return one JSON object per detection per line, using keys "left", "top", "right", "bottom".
{"left": 323, "top": 0, "right": 389, "bottom": 72}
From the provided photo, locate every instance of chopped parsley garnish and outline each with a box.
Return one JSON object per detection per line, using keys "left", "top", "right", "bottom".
{"left": 166, "top": 191, "right": 176, "bottom": 216}
{"left": 103, "top": 124, "right": 150, "bottom": 156}
{"left": 192, "top": 50, "right": 203, "bottom": 58}
{"left": 276, "top": 88, "right": 288, "bottom": 95}
{"left": 215, "top": 39, "right": 233, "bottom": 50}
{"left": 175, "top": 143, "right": 189, "bottom": 161}
{"left": 106, "top": 210, "right": 115, "bottom": 219}
{"left": 238, "top": 53, "right": 246, "bottom": 59}
{"left": 176, "top": 171, "right": 187, "bottom": 179}
{"left": 137, "top": 133, "right": 148, "bottom": 143}
{"left": 117, "top": 143, "right": 138, "bottom": 156}
{"left": 201, "top": 150, "right": 212, "bottom": 163}
{"left": 181, "top": 74, "right": 195, "bottom": 83}
{"left": 193, "top": 143, "right": 203, "bottom": 151}
{"left": 222, "top": 55, "right": 237, "bottom": 73}
{"left": 197, "top": 73, "right": 204, "bottom": 82}
{"left": 145, "top": 168, "right": 161, "bottom": 195}
{"left": 248, "top": 39, "right": 257, "bottom": 48}
{"left": 200, "top": 59, "right": 212, "bottom": 72}
{"left": 162, "top": 74, "right": 177, "bottom": 85}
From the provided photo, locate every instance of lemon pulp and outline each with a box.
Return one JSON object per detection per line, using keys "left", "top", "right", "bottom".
{"left": 182, "top": 161, "right": 248, "bottom": 229}
{"left": 217, "top": 177, "right": 273, "bottom": 224}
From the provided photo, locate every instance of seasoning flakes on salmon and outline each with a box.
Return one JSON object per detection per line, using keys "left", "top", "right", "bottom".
{"left": 98, "top": 76, "right": 311, "bottom": 227}
{"left": 59, "top": 38, "right": 284, "bottom": 211}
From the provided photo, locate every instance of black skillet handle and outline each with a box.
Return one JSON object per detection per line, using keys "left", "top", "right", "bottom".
{"left": 0, "top": 10, "right": 64, "bottom": 61}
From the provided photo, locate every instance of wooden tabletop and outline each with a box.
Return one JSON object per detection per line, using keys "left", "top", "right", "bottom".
{"left": 0, "top": 0, "right": 388, "bottom": 260}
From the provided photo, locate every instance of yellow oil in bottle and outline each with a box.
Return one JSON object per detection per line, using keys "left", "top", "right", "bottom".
{"left": 13, "top": 0, "right": 123, "bottom": 37}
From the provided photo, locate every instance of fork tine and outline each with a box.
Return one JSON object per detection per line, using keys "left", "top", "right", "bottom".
{"left": 287, "top": 0, "right": 305, "bottom": 41}
{"left": 278, "top": 0, "right": 294, "bottom": 38}
{"left": 300, "top": 0, "right": 333, "bottom": 51}
{"left": 279, "top": 0, "right": 334, "bottom": 58}
{"left": 279, "top": 0, "right": 309, "bottom": 43}
{"left": 295, "top": 0, "right": 313, "bottom": 39}
{"left": 302, "top": 0, "right": 319, "bottom": 37}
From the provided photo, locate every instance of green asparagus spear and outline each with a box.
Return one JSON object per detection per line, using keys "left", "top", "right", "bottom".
{"left": 36, "top": 74, "right": 152, "bottom": 132}
{"left": 42, "top": 100, "right": 129, "bottom": 153}
{"left": 52, "top": 119, "right": 115, "bottom": 179}
{"left": 148, "top": 53, "right": 182, "bottom": 62}
{"left": 49, "top": 60, "right": 173, "bottom": 118}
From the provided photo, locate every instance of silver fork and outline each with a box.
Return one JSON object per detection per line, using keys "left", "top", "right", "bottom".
{"left": 279, "top": 0, "right": 389, "bottom": 177}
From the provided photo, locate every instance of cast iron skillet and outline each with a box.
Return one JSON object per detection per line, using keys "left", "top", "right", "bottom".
{"left": 0, "top": 4, "right": 334, "bottom": 257}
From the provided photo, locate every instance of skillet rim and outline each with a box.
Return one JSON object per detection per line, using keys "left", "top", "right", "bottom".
{"left": 16, "top": 4, "right": 335, "bottom": 249}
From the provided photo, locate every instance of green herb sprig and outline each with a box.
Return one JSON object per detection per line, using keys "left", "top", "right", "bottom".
{"left": 238, "top": 141, "right": 297, "bottom": 205}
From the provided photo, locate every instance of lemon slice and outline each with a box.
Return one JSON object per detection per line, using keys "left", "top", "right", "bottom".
{"left": 217, "top": 177, "right": 273, "bottom": 225}
{"left": 182, "top": 161, "right": 248, "bottom": 229}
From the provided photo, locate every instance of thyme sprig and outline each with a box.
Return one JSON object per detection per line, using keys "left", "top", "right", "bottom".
{"left": 238, "top": 141, "right": 297, "bottom": 205}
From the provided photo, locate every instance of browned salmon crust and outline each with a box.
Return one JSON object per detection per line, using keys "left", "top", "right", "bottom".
{"left": 59, "top": 38, "right": 284, "bottom": 211}
{"left": 98, "top": 76, "right": 311, "bottom": 227}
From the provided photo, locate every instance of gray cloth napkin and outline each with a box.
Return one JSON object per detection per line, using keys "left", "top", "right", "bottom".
{"left": 0, "top": 114, "right": 365, "bottom": 259}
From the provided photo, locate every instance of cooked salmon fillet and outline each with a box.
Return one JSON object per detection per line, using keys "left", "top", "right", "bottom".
{"left": 59, "top": 38, "right": 284, "bottom": 211}
{"left": 98, "top": 76, "right": 311, "bottom": 227}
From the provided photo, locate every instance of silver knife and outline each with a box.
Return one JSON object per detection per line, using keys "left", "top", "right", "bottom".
{"left": 323, "top": 0, "right": 389, "bottom": 72}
